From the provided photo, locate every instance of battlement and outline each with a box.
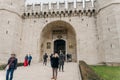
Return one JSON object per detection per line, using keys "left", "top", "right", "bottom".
{"left": 22, "top": 0, "right": 96, "bottom": 18}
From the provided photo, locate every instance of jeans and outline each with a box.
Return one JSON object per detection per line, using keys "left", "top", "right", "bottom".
{"left": 59, "top": 64, "right": 64, "bottom": 71}
{"left": 43, "top": 59, "right": 47, "bottom": 65}
{"left": 6, "top": 69, "right": 14, "bottom": 80}
{"left": 28, "top": 60, "right": 31, "bottom": 66}
{"left": 52, "top": 68, "right": 58, "bottom": 79}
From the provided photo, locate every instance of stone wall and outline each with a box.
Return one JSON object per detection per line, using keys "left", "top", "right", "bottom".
{"left": 0, "top": 0, "right": 24, "bottom": 64}
{"left": 79, "top": 61, "right": 103, "bottom": 80}
{"left": 96, "top": 0, "right": 120, "bottom": 10}
{"left": 20, "top": 14, "right": 99, "bottom": 64}
{"left": 0, "top": 10, "right": 23, "bottom": 64}
{"left": 96, "top": 0, "right": 120, "bottom": 63}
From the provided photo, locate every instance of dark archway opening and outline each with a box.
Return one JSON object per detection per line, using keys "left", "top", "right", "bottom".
{"left": 54, "top": 39, "right": 66, "bottom": 55}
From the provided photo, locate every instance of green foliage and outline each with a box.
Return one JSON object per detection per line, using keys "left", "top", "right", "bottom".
{"left": 91, "top": 66, "right": 120, "bottom": 80}
{"left": 0, "top": 63, "right": 23, "bottom": 70}
{"left": 0, "top": 64, "right": 6, "bottom": 70}
{"left": 17, "top": 63, "right": 24, "bottom": 67}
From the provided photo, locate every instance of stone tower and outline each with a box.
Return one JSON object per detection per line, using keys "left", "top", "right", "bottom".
{"left": 96, "top": 0, "right": 120, "bottom": 65}
{"left": 0, "top": 0, "right": 25, "bottom": 63}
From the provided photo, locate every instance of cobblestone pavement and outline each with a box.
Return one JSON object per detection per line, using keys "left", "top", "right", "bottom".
{"left": 0, "top": 62, "right": 81, "bottom": 80}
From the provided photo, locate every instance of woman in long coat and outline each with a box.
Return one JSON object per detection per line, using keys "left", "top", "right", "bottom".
{"left": 24, "top": 54, "right": 28, "bottom": 67}
{"left": 51, "top": 53, "right": 59, "bottom": 80}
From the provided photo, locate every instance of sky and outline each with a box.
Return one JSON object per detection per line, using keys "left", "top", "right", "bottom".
{"left": 26, "top": 0, "right": 91, "bottom": 4}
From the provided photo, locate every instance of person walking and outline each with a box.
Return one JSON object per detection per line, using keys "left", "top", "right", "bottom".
{"left": 28, "top": 54, "right": 32, "bottom": 66}
{"left": 6, "top": 53, "right": 18, "bottom": 80}
{"left": 51, "top": 53, "right": 59, "bottom": 80}
{"left": 43, "top": 53, "right": 48, "bottom": 65}
{"left": 50, "top": 53, "right": 54, "bottom": 67}
{"left": 59, "top": 53, "right": 65, "bottom": 72}
{"left": 24, "top": 54, "right": 28, "bottom": 67}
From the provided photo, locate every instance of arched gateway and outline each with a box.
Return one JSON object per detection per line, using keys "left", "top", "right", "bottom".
{"left": 40, "top": 20, "right": 77, "bottom": 62}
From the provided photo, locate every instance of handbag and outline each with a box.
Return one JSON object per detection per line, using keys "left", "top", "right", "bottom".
{"left": 5, "top": 65, "right": 9, "bottom": 70}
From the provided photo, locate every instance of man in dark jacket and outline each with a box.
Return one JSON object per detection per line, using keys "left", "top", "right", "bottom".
{"left": 28, "top": 54, "right": 32, "bottom": 66}
{"left": 59, "top": 53, "right": 65, "bottom": 72}
{"left": 6, "top": 53, "right": 18, "bottom": 80}
{"left": 43, "top": 53, "right": 48, "bottom": 65}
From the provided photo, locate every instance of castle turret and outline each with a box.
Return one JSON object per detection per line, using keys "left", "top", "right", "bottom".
{"left": 97, "top": 0, "right": 120, "bottom": 10}
{"left": 96, "top": 0, "right": 120, "bottom": 65}
{"left": 0, "top": 0, "right": 25, "bottom": 14}
{"left": 0, "top": 0, "right": 25, "bottom": 64}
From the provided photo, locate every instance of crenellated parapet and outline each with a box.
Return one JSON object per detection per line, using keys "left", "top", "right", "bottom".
{"left": 22, "top": 0, "right": 96, "bottom": 19}
{"left": 22, "top": 9, "right": 96, "bottom": 19}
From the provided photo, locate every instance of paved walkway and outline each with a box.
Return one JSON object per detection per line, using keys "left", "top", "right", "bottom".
{"left": 0, "top": 62, "right": 81, "bottom": 80}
